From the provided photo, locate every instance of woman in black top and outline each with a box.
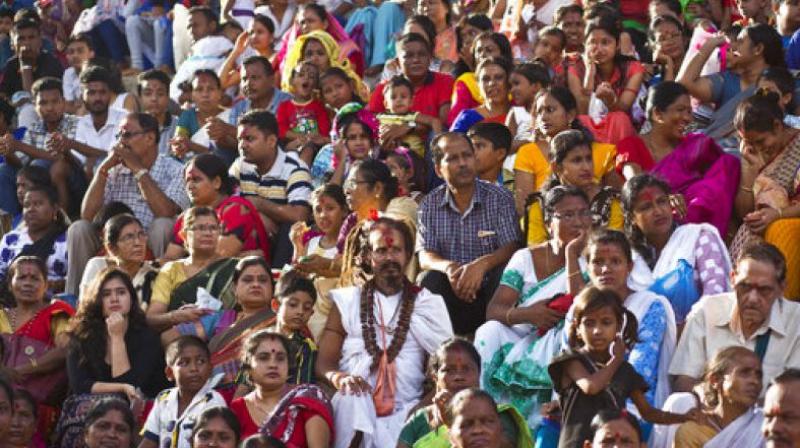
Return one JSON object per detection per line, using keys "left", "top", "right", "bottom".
{"left": 66, "top": 268, "right": 166, "bottom": 399}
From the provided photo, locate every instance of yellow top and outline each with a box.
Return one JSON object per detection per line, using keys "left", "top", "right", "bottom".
{"left": 0, "top": 308, "right": 71, "bottom": 336}
{"left": 151, "top": 261, "right": 188, "bottom": 306}
{"left": 525, "top": 196, "right": 623, "bottom": 244}
{"left": 514, "top": 141, "right": 617, "bottom": 191}
{"left": 673, "top": 421, "right": 718, "bottom": 448}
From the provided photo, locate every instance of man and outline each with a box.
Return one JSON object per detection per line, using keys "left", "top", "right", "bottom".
{"left": 417, "top": 132, "right": 520, "bottom": 335}
{"left": 670, "top": 242, "right": 800, "bottom": 395}
{"left": 0, "top": 18, "right": 63, "bottom": 98}
{"left": 137, "top": 69, "right": 177, "bottom": 155}
{"left": 316, "top": 217, "right": 454, "bottom": 448}
{"left": 1, "top": 77, "right": 85, "bottom": 216}
{"left": 367, "top": 33, "right": 453, "bottom": 146}
{"left": 230, "top": 109, "right": 311, "bottom": 267}
{"left": 68, "top": 65, "right": 128, "bottom": 173}
{"left": 763, "top": 369, "right": 800, "bottom": 448}
{"left": 65, "top": 112, "right": 189, "bottom": 295}
{"left": 170, "top": 6, "right": 233, "bottom": 101}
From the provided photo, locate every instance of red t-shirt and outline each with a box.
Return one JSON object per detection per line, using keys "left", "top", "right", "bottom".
{"left": 367, "top": 71, "right": 455, "bottom": 119}
{"left": 276, "top": 99, "right": 332, "bottom": 139}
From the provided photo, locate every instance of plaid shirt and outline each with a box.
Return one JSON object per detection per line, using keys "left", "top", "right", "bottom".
{"left": 104, "top": 154, "right": 190, "bottom": 228}
{"left": 19, "top": 114, "right": 80, "bottom": 164}
{"left": 416, "top": 179, "right": 520, "bottom": 264}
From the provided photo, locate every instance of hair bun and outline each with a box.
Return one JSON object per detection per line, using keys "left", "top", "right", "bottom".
{"left": 755, "top": 86, "right": 781, "bottom": 104}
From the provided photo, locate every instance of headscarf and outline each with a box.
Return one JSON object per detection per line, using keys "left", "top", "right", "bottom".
{"left": 275, "top": 9, "right": 361, "bottom": 77}
{"left": 332, "top": 102, "right": 379, "bottom": 142}
{"left": 281, "top": 30, "right": 369, "bottom": 101}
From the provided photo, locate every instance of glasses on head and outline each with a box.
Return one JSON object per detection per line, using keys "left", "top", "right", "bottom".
{"left": 118, "top": 230, "right": 147, "bottom": 244}
{"left": 552, "top": 209, "right": 592, "bottom": 221}
{"left": 188, "top": 224, "right": 222, "bottom": 233}
{"left": 115, "top": 130, "right": 148, "bottom": 140}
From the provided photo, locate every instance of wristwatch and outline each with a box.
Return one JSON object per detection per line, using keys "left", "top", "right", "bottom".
{"left": 134, "top": 168, "right": 149, "bottom": 181}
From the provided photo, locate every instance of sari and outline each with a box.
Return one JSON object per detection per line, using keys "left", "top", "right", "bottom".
{"left": 449, "top": 109, "right": 508, "bottom": 133}
{"left": 412, "top": 404, "right": 533, "bottom": 448}
{"left": 474, "top": 247, "right": 586, "bottom": 430}
{"left": 261, "top": 384, "right": 334, "bottom": 447}
{"left": 731, "top": 131, "right": 800, "bottom": 300}
{"left": 166, "top": 258, "right": 239, "bottom": 311}
{"left": 616, "top": 132, "right": 741, "bottom": 237}
{"left": 448, "top": 72, "right": 481, "bottom": 126}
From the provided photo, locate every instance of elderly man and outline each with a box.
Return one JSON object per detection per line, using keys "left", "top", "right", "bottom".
{"left": 316, "top": 217, "right": 454, "bottom": 448}
{"left": 417, "top": 132, "right": 520, "bottom": 335}
{"left": 763, "top": 369, "right": 800, "bottom": 448}
{"left": 65, "top": 112, "right": 189, "bottom": 296}
{"left": 670, "top": 242, "right": 800, "bottom": 394}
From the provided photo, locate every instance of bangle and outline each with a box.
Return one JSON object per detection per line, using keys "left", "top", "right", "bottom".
{"left": 329, "top": 258, "right": 336, "bottom": 271}
{"left": 777, "top": 207, "right": 784, "bottom": 218}
{"left": 568, "top": 270, "right": 583, "bottom": 279}
{"left": 739, "top": 185, "right": 753, "bottom": 193}
{"left": 505, "top": 307, "right": 514, "bottom": 325}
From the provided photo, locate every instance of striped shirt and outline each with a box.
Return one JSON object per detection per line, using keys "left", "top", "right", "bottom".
{"left": 228, "top": 149, "right": 312, "bottom": 210}
{"left": 416, "top": 179, "right": 520, "bottom": 264}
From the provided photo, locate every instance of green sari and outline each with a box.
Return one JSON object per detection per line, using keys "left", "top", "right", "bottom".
{"left": 167, "top": 258, "right": 238, "bottom": 310}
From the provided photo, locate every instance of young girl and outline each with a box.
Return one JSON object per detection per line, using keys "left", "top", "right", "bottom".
{"left": 320, "top": 67, "right": 362, "bottom": 113}
{"left": 172, "top": 69, "right": 231, "bottom": 161}
{"left": 309, "top": 107, "right": 379, "bottom": 186}
{"left": 548, "top": 287, "right": 700, "bottom": 448}
{"left": 384, "top": 147, "right": 426, "bottom": 201}
{"left": 507, "top": 61, "right": 551, "bottom": 146}
{"left": 276, "top": 61, "right": 331, "bottom": 165}
{"left": 291, "top": 184, "right": 349, "bottom": 266}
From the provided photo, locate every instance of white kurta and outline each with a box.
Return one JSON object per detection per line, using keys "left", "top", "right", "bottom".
{"left": 329, "top": 286, "right": 454, "bottom": 448}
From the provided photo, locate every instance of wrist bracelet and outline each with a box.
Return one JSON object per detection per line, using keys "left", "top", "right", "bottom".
{"left": 568, "top": 270, "right": 583, "bottom": 279}
{"left": 505, "top": 308, "right": 514, "bottom": 325}
{"left": 777, "top": 207, "right": 784, "bottom": 218}
{"left": 739, "top": 185, "right": 753, "bottom": 193}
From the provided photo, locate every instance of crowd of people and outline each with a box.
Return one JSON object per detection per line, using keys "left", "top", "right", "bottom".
{"left": 1, "top": 0, "right": 800, "bottom": 446}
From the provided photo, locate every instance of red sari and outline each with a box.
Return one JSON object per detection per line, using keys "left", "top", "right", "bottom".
{"left": 10, "top": 300, "right": 74, "bottom": 345}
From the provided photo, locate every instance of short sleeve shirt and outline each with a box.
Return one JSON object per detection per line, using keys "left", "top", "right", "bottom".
{"left": 514, "top": 141, "right": 617, "bottom": 190}
{"left": 708, "top": 71, "right": 742, "bottom": 108}
{"left": 20, "top": 114, "right": 79, "bottom": 165}
{"left": 228, "top": 149, "right": 312, "bottom": 210}
{"left": 141, "top": 386, "right": 227, "bottom": 448}
{"left": 0, "top": 52, "right": 64, "bottom": 97}
{"left": 74, "top": 107, "right": 127, "bottom": 164}
{"left": 368, "top": 71, "right": 454, "bottom": 118}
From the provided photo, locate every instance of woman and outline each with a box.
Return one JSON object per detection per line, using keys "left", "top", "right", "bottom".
{"left": 0, "top": 256, "right": 74, "bottom": 403}
{"left": 9, "top": 165, "right": 52, "bottom": 230}
{"left": 219, "top": 14, "right": 276, "bottom": 90}
{"left": 475, "top": 185, "right": 591, "bottom": 429}
{"left": 513, "top": 87, "right": 619, "bottom": 218}
{"left": 162, "top": 256, "right": 275, "bottom": 399}
{"left": 147, "top": 207, "right": 238, "bottom": 332}
{"left": 646, "top": 15, "right": 687, "bottom": 84}
{"left": 82, "top": 398, "right": 136, "bottom": 448}
{"left": 8, "top": 389, "right": 43, "bottom": 448}
{"left": 450, "top": 57, "right": 512, "bottom": 133}
{"left": 230, "top": 330, "right": 333, "bottom": 442}
{"left": 164, "top": 154, "right": 270, "bottom": 261}
{"left": 191, "top": 407, "right": 241, "bottom": 448}
{"left": 418, "top": 0, "right": 458, "bottom": 63}
{"left": 447, "top": 389, "right": 509, "bottom": 448}
{"left": 448, "top": 31, "right": 513, "bottom": 126}
{"left": 274, "top": 3, "right": 365, "bottom": 78}
{"left": 79, "top": 214, "right": 158, "bottom": 305}
{"left": 567, "top": 18, "right": 645, "bottom": 144}
{"left": 622, "top": 174, "right": 732, "bottom": 326}
{"left": 399, "top": 338, "right": 533, "bottom": 448}
{"left": 0, "top": 185, "right": 68, "bottom": 290}
{"left": 526, "top": 129, "right": 624, "bottom": 245}
{"left": 565, "top": 230, "right": 677, "bottom": 412}
{"left": 661, "top": 347, "right": 765, "bottom": 448}
{"left": 731, "top": 91, "right": 800, "bottom": 299}
{"left": 66, "top": 268, "right": 165, "bottom": 399}
{"left": 616, "top": 82, "right": 741, "bottom": 238}
{"left": 280, "top": 29, "right": 368, "bottom": 102}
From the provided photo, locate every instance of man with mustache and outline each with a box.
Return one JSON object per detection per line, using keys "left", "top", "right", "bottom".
{"left": 316, "top": 217, "right": 454, "bottom": 448}
{"left": 763, "top": 369, "right": 800, "bottom": 448}
{"left": 670, "top": 242, "right": 800, "bottom": 395}
{"left": 417, "top": 132, "right": 520, "bottom": 335}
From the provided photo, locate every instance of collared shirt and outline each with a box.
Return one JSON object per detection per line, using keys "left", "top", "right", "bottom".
{"left": 74, "top": 108, "right": 127, "bottom": 164}
{"left": 416, "top": 179, "right": 520, "bottom": 264}
{"left": 104, "top": 153, "right": 190, "bottom": 229}
{"left": 669, "top": 292, "right": 800, "bottom": 396}
{"left": 368, "top": 71, "right": 454, "bottom": 118}
{"left": 20, "top": 114, "right": 80, "bottom": 164}
{"left": 228, "top": 89, "right": 292, "bottom": 126}
{"left": 228, "top": 149, "right": 312, "bottom": 209}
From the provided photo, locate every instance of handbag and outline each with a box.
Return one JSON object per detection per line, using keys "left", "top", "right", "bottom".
{"left": 1, "top": 333, "right": 67, "bottom": 405}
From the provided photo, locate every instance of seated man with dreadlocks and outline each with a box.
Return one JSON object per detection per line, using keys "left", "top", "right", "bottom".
{"left": 315, "top": 216, "right": 454, "bottom": 448}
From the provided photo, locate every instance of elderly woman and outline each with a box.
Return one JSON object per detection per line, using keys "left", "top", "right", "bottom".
{"left": 0, "top": 185, "right": 68, "bottom": 291}
{"left": 163, "top": 154, "right": 269, "bottom": 262}
{"left": 0, "top": 256, "right": 74, "bottom": 402}
{"left": 449, "top": 57, "right": 512, "bottom": 133}
{"left": 475, "top": 186, "right": 591, "bottom": 430}
{"left": 447, "top": 389, "right": 509, "bottom": 448}
{"left": 79, "top": 214, "right": 158, "bottom": 305}
{"left": 147, "top": 207, "right": 238, "bottom": 332}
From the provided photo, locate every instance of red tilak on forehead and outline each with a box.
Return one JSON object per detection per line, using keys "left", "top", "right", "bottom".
{"left": 636, "top": 187, "right": 659, "bottom": 203}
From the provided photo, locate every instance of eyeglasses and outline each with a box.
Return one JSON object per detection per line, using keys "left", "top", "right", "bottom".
{"left": 344, "top": 179, "right": 372, "bottom": 191}
{"left": 552, "top": 209, "right": 592, "bottom": 221}
{"left": 188, "top": 224, "right": 222, "bottom": 233}
{"left": 117, "top": 231, "right": 147, "bottom": 244}
{"left": 115, "top": 130, "right": 148, "bottom": 140}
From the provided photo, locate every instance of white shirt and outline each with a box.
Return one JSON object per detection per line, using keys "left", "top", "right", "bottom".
{"left": 62, "top": 67, "right": 81, "bottom": 102}
{"left": 74, "top": 107, "right": 127, "bottom": 164}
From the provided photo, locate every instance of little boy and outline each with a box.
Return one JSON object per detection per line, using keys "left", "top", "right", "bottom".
{"left": 377, "top": 75, "right": 442, "bottom": 159}
{"left": 534, "top": 26, "right": 566, "bottom": 71}
{"left": 269, "top": 270, "right": 317, "bottom": 384}
{"left": 140, "top": 336, "right": 226, "bottom": 448}
{"left": 467, "top": 122, "right": 513, "bottom": 190}
{"left": 138, "top": 69, "right": 177, "bottom": 155}
{"left": 276, "top": 61, "right": 331, "bottom": 165}
{"left": 63, "top": 34, "right": 95, "bottom": 114}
